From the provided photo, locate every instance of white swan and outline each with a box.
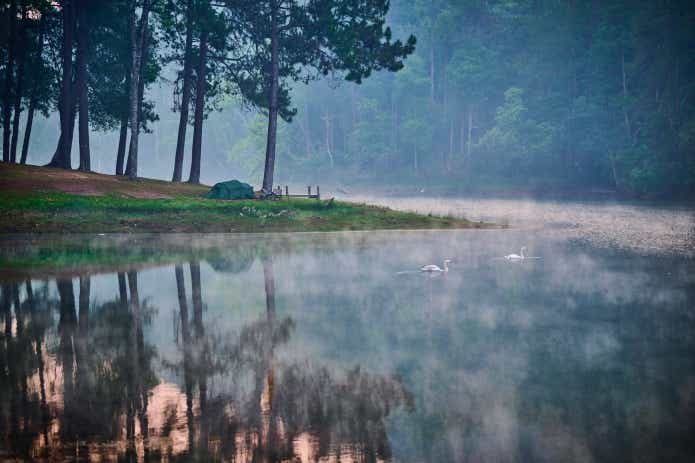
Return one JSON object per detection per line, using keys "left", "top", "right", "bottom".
{"left": 421, "top": 259, "right": 451, "bottom": 272}
{"left": 505, "top": 247, "right": 527, "bottom": 261}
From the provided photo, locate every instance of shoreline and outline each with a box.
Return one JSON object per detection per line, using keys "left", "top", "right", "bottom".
{"left": 0, "top": 164, "right": 495, "bottom": 234}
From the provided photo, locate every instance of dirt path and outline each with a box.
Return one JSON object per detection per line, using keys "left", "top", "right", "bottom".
{"left": 0, "top": 162, "right": 209, "bottom": 198}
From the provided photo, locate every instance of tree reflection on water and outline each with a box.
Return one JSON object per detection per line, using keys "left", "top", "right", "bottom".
{"left": 0, "top": 255, "right": 412, "bottom": 462}
{"left": 3, "top": 231, "right": 693, "bottom": 462}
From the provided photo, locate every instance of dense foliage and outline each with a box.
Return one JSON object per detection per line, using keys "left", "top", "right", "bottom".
{"left": 233, "top": 0, "right": 694, "bottom": 197}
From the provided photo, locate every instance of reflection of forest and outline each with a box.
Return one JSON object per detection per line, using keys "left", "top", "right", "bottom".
{"left": 0, "top": 258, "right": 412, "bottom": 462}
{"left": 2, "top": 235, "right": 694, "bottom": 463}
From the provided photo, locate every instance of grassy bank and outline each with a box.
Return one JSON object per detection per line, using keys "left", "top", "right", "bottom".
{"left": 0, "top": 163, "right": 490, "bottom": 233}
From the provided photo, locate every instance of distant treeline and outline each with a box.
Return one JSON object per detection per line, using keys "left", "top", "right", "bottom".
{"left": 234, "top": 0, "right": 693, "bottom": 198}
{"left": 0, "top": 0, "right": 414, "bottom": 193}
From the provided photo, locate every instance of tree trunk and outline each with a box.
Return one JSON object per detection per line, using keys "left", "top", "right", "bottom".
{"left": 60, "top": 0, "right": 76, "bottom": 168}
{"left": 261, "top": 0, "right": 280, "bottom": 194}
{"left": 126, "top": 21, "right": 150, "bottom": 176}
{"left": 125, "top": 0, "right": 151, "bottom": 179}
{"left": 47, "top": 0, "right": 75, "bottom": 169}
{"left": 188, "top": 29, "right": 208, "bottom": 184}
{"left": 76, "top": 0, "right": 90, "bottom": 171}
{"left": 466, "top": 105, "right": 473, "bottom": 162}
{"left": 125, "top": 5, "right": 139, "bottom": 178}
{"left": 115, "top": 114, "right": 128, "bottom": 175}
{"left": 20, "top": 15, "right": 45, "bottom": 165}
{"left": 2, "top": 0, "right": 17, "bottom": 163}
{"left": 49, "top": 91, "right": 77, "bottom": 168}
{"left": 299, "top": 97, "right": 312, "bottom": 157}
{"left": 610, "top": 153, "right": 620, "bottom": 190}
{"left": 429, "top": 34, "right": 435, "bottom": 104}
{"left": 621, "top": 49, "right": 632, "bottom": 143}
{"left": 172, "top": 0, "right": 194, "bottom": 182}
{"left": 20, "top": 105, "right": 35, "bottom": 165}
{"left": 447, "top": 118, "right": 453, "bottom": 172}
{"left": 391, "top": 86, "right": 397, "bottom": 160}
{"left": 323, "top": 115, "right": 334, "bottom": 168}
{"left": 10, "top": 8, "right": 28, "bottom": 163}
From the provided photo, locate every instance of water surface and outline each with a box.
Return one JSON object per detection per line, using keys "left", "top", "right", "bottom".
{"left": 1, "top": 199, "right": 694, "bottom": 462}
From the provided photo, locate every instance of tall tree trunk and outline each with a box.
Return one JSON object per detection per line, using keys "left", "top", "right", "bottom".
{"left": 447, "top": 118, "right": 453, "bottom": 172}
{"left": 126, "top": 21, "right": 150, "bottom": 176}
{"left": 323, "top": 114, "right": 334, "bottom": 168}
{"left": 610, "top": 154, "right": 620, "bottom": 190}
{"left": 429, "top": 33, "right": 435, "bottom": 104}
{"left": 466, "top": 105, "right": 473, "bottom": 163}
{"left": 20, "top": 15, "right": 45, "bottom": 165}
{"left": 2, "top": 0, "right": 17, "bottom": 163}
{"left": 125, "top": 5, "right": 139, "bottom": 178}
{"left": 19, "top": 104, "right": 35, "bottom": 165}
{"left": 621, "top": 49, "right": 632, "bottom": 143}
{"left": 125, "top": 0, "right": 151, "bottom": 179}
{"left": 59, "top": 0, "right": 76, "bottom": 168}
{"left": 76, "top": 0, "right": 90, "bottom": 171}
{"left": 261, "top": 0, "right": 280, "bottom": 194}
{"left": 49, "top": 102, "right": 77, "bottom": 167}
{"left": 391, "top": 85, "right": 397, "bottom": 160}
{"left": 115, "top": 114, "right": 128, "bottom": 175}
{"left": 299, "top": 97, "right": 312, "bottom": 157}
{"left": 172, "top": 0, "right": 194, "bottom": 182}
{"left": 188, "top": 29, "right": 208, "bottom": 184}
{"left": 10, "top": 8, "right": 27, "bottom": 163}
{"left": 47, "top": 0, "right": 75, "bottom": 169}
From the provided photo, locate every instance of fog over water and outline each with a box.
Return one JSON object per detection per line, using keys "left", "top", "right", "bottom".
{"left": 347, "top": 195, "right": 695, "bottom": 257}
{"left": 1, "top": 217, "right": 694, "bottom": 461}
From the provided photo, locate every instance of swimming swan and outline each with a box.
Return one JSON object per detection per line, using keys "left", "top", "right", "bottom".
{"left": 505, "top": 247, "right": 527, "bottom": 261}
{"left": 421, "top": 259, "right": 451, "bottom": 272}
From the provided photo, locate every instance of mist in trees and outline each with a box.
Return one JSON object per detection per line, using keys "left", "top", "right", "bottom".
{"left": 1, "top": 0, "right": 693, "bottom": 197}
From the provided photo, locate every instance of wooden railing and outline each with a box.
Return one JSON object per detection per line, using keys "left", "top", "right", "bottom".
{"left": 271, "top": 185, "right": 321, "bottom": 200}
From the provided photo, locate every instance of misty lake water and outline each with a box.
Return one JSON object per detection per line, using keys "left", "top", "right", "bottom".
{"left": 1, "top": 197, "right": 694, "bottom": 462}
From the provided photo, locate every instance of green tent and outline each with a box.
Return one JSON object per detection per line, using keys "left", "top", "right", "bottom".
{"left": 205, "top": 180, "right": 254, "bottom": 200}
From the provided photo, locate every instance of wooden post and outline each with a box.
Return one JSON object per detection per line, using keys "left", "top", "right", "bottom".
{"left": 308, "top": 186, "right": 311, "bottom": 197}
{"left": 316, "top": 186, "right": 320, "bottom": 200}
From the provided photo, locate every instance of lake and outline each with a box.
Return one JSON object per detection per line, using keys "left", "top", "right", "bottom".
{"left": 1, "top": 198, "right": 694, "bottom": 462}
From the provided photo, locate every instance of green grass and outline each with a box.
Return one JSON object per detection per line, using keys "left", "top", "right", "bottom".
{"left": 0, "top": 191, "right": 491, "bottom": 233}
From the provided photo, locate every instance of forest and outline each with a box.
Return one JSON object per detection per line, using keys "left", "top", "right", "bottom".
{"left": 1, "top": 0, "right": 694, "bottom": 198}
